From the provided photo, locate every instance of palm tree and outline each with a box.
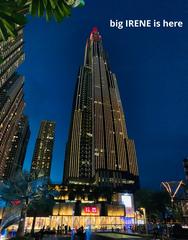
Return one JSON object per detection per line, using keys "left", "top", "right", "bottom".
{"left": 0, "top": 0, "right": 85, "bottom": 41}
{"left": 0, "top": 0, "right": 26, "bottom": 40}
{"left": 0, "top": 170, "right": 57, "bottom": 237}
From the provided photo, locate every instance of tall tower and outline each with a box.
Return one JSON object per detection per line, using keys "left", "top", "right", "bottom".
{"left": 183, "top": 158, "right": 188, "bottom": 181}
{"left": 0, "top": 28, "right": 29, "bottom": 179}
{"left": 30, "top": 121, "right": 55, "bottom": 180}
{"left": 64, "top": 28, "right": 139, "bottom": 191}
{"left": 3, "top": 116, "right": 30, "bottom": 179}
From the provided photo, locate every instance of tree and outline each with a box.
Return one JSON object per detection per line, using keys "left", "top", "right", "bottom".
{"left": 0, "top": 0, "right": 26, "bottom": 40}
{"left": 0, "top": 0, "right": 85, "bottom": 41}
{"left": 0, "top": 170, "right": 58, "bottom": 237}
{"left": 29, "top": 196, "right": 54, "bottom": 235}
{"left": 134, "top": 189, "right": 171, "bottom": 221}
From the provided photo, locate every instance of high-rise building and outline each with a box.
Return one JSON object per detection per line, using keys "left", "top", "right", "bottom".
{"left": 0, "top": 28, "right": 29, "bottom": 179}
{"left": 30, "top": 121, "right": 55, "bottom": 180}
{"left": 3, "top": 116, "right": 30, "bottom": 179}
{"left": 183, "top": 158, "right": 188, "bottom": 181}
{"left": 64, "top": 28, "right": 139, "bottom": 191}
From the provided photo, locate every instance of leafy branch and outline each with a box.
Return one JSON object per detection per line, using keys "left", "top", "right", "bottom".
{"left": 0, "top": 0, "right": 85, "bottom": 41}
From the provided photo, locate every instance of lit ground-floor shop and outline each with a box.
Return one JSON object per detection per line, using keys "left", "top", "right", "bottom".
{"left": 25, "top": 215, "right": 144, "bottom": 232}
{"left": 25, "top": 216, "right": 125, "bottom": 231}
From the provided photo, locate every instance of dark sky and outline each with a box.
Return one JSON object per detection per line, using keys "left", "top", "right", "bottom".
{"left": 20, "top": 0, "right": 188, "bottom": 189}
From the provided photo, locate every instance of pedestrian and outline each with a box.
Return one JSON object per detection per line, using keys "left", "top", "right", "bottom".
{"left": 57, "top": 225, "right": 60, "bottom": 234}
{"left": 152, "top": 223, "right": 159, "bottom": 240}
{"left": 65, "top": 225, "right": 68, "bottom": 235}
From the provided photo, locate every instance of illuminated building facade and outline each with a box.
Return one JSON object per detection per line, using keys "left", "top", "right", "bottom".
{"left": 30, "top": 121, "right": 55, "bottom": 180}
{"left": 3, "top": 116, "right": 30, "bottom": 179}
{"left": 64, "top": 28, "right": 139, "bottom": 191}
{"left": 24, "top": 28, "right": 142, "bottom": 230}
{"left": 183, "top": 158, "right": 188, "bottom": 181}
{"left": 0, "top": 29, "right": 29, "bottom": 179}
{"left": 25, "top": 189, "right": 143, "bottom": 231}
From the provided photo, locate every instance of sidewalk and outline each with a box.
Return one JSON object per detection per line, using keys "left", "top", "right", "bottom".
{"left": 42, "top": 235, "right": 70, "bottom": 240}
{"left": 42, "top": 233, "right": 151, "bottom": 240}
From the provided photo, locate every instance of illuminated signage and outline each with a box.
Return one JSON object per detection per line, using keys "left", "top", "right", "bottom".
{"left": 122, "top": 195, "right": 132, "bottom": 208}
{"left": 81, "top": 204, "right": 100, "bottom": 216}
{"left": 84, "top": 207, "right": 97, "bottom": 214}
{"left": 121, "top": 193, "right": 135, "bottom": 217}
{"left": 10, "top": 200, "right": 21, "bottom": 206}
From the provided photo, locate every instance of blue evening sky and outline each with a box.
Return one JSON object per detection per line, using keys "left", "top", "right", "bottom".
{"left": 20, "top": 0, "right": 188, "bottom": 189}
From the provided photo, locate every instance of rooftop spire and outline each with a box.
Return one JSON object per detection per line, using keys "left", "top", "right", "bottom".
{"left": 90, "top": 27, "right": 101, "bottom": 41}
{"left": 91, "top": 27, "right": 98, "bottom": 33}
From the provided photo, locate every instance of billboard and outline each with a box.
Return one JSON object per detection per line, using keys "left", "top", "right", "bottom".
{"left": 121, "top": 193, "right": 135, "bottom": 217}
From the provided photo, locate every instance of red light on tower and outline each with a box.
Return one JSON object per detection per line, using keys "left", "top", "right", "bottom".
{"left": 92, "top": 27, "right": 98, "bottom": 33}
{"left": 90, "top": 27, "right": 101, "bottom": 41}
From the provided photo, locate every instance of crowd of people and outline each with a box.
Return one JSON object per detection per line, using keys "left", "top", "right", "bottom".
{"left": 23, "top": 222, "right": 188, "bottom": 240}
{"left": 33, "top": 225, "right": 91, "bottom": 240}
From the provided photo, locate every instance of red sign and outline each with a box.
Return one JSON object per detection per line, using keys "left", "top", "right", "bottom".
{"left": 11, "top": 200, "right": 21, "bottom": 206}
{"left": 84, "top": 206, "right": 97, "bottom": 214}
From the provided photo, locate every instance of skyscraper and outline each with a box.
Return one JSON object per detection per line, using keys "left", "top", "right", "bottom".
{"left": 3, "top": 116, "right": 30, "bottom": 179}
{"left": 0, "top": 28, "right": 29, "bottom": 179}
{"left": 183, "top": 158, "right": 188, "bottom": 181}
{"left": 30, "top": 121, "right": 55, "bottom": 180}
{"left": 64, "top": 28, "right": 139, "bottom": 190}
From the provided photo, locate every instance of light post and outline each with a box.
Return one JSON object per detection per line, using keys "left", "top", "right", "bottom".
{"left": 71, "top": 210, "right": 75, "bottom": 240}
{"left": 140, "top": 208, "right": 148, "bottom": 234}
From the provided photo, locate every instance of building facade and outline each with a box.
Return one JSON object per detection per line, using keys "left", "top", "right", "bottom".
{"left": 30, "top": 121, "right": 55, "bottom": 180}
{"left": 183, "top": 158, "right": 188, "bottom": 181}
{"left": 25, "top": 29, "right": 142, "bottom": 231}
{"left": 0, "top": 28, "right": 30, "bottom": 179}
{"left": 64, "top": 28, "right": 139, "bottom": 191}
{"left": 3, "top": 116, "right": 30, "bottom": 179}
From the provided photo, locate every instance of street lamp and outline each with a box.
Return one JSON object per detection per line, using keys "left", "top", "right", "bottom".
{"left": 71, "top": 210, "right": 75, "bottom": 240}
{"left": 140, "top": 208, "right": 148, "bottom": 234}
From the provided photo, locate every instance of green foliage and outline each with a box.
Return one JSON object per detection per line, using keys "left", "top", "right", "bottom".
{"left": 29, "top": 0, "right": 71, "bottom": 22}
{"left": 66, "top": 0, "right": 85, "bottom": 7}
{"left": 134, "top": 189, "right": 171, "bottom": 220}
{"left": 29, "top": 196, "right": 54, "bottom": 213}
{"left": 0, "top": 0, "right": 85, "bottom": 41}
{"left": 0, "top": 0, "right": 26, "bottom": 40}
{"left": 0, "top": 170, "right": 47, "bottom": 203}
{"left": 0, "top": 170, "right": 58, "bottom": 236}
{"left": 0, "top": 56, "right": 4, "bottom": 64}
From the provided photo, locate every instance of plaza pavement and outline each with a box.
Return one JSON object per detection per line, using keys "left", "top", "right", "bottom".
{"left": 42, "top": 232, "right": 150, "bottom": 240}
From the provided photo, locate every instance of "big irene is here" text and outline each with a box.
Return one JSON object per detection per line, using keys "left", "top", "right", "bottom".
{"left": 110, "top": 19, "right": 183, "bottom": 29}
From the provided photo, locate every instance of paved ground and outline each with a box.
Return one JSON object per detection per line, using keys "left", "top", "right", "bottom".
{"left": 42, "top": 233, "right": 150, "bottom": 239}
{"left": 43, "top": 236, "right": 70, "bottom": 240}
{"left": 92, "top": 232, "right": 144, "bottom": 239}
